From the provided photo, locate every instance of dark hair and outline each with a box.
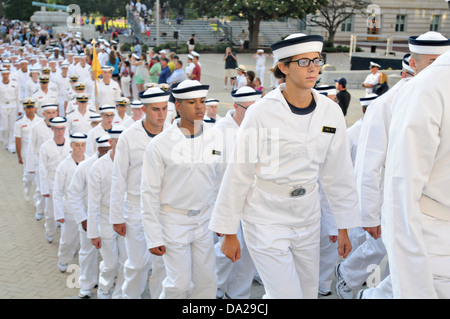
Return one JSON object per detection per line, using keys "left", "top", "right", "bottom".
{"left": 271, "top": 57, "right": 290, "bottom": 79}
{"left": 246, "top": 70, "right": 255, "bottom": 82}
{"left": 108, "top": 51, "right": 116, "bottom": 65}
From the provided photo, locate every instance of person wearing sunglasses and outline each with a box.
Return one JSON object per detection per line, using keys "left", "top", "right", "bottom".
{"left": 209, "top": 33, "right": 360, "bottom": 299}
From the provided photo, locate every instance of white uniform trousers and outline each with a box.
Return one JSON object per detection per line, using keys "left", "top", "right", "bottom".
{"left": 215, "top": 222, "right": 256, "bottom": 299}
{"left": 159, "top": 216, "right": 217, "bottom": 299}
{"left": 243, "top": 220, "right": 321, "bottom": 299}
{"left": 255, "top": 67, "right": 265, "bottom": 87}
{"left": 21, "top": 159, "right": 36, "bottom": 200}
{"left": 348, "top": 227, "right": 367, "bottom": 255}
{"left": 318, "top": 221, "right": 338, "bottom": 294}
{"left": 44, "top": 193, "right": 57, "bottom": 237}
{"left": 362, "top": 273, "right": 393, "bottom": 299}
{"left": 98, "top": 207, "right": 127, "bottom": 298}
{"left": 121, "top": 198, "right": 166, "bottom": 299}
{"left": 0, "top": 107, "right": 16, "bottom": 151}
{"left": 34, "top": 170, "right": 45, "bottom": 217}
{"left": 57, "top": 211, "right": 80, "bottom": 265}
{"left": 340, "top": 233, "right": 387, "bottom": 290}
{"left": 121, "top": 76, "right": 131, "bottom": 98}
{"left": 78, "top": 224, "right": 99, "bottom": 291}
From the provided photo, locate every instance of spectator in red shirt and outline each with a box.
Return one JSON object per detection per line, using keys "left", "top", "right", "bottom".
{"left": 190, "top": 54, "right": 201, "bottom": 81}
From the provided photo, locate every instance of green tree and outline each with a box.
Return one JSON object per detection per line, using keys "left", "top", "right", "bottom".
{"left": 2, "top": 0, "right": 36, "bottom": 21}
{"left": 192, "top": 0, "right": 327, "bottom": 49}
{"left": 309, "top": 0, "right": 370, "bottom": 45}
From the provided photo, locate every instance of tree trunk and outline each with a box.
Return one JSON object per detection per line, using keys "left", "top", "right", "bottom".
{"left": 247, "top": 14, "right": 261, "bottom": 50}
{"left": 327, "top": 29, "right": 336, "bottom": 45}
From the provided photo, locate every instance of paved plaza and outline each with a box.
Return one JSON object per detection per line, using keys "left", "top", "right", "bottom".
{"left": 0, "top": 52, "right": 369, "bottom": 299}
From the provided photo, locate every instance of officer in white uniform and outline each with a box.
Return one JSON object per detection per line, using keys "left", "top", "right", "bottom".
{"left": 87, "top": 126, "right": 127, "bottom": 299}
{"left": 122, "top": 100, "right": 144, "bottom": 128}
{"left": 32, "top": 75, "right": 59, "bottom": 117}
{"left": 66, "top": 93, "right": 98, "bottom": 135}
{"left": 110, "top": 87, "right": 170, "bottom": 299}
{"left": 95, "top": 66, "right": 122, "bottom": 109}
{"left": 53, "top": 132, "right": 87, "bottom": 273}
{"left": 362, "top": 62, "right": 381, "bottom": 96}
{"left": 53, "top": 61, "right": 71, "bottom": 116}
{"left": 14, "top": 98, "right": 40, "bottom": 201}
{"left": 356, "top": 31, "right": 450, "bottom": 299}
{"left": 204, "top": 98, "right": 222, "bottom": 124}
{"left": 85, "top": 104, "right": 115, "bottom": 157}
{"left": 214, "top": 86, "right": 261, "bottom": 299}
{"left": 0, "top": 67, "right": 21, "bottom": 153}
{"left": 112, "top": 97, "right": 131, "bottom": 126}
{"left": 252, "top": 49, "right": 268, "bottom": 87}
{"left": 141, "top": 80, "right": 225, "bottom": 299}
{"left": 16, "top": 59, "right": 30, "bottom": 100}
{"left": 26, "top": 103, "right": 59, "bottom": 221}
{"left": 25, "top": 66, "right": 40, "bottom": 98}
{"left": 68, "top": 135, "right": 112, "bottom": 298}
{"left": 39, "top": 117, "right": 71, "bottom": 243}
{"left": 209, "top": 33, "right": 361, "bottom": 299}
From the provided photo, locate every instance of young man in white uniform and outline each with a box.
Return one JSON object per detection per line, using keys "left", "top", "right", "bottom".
{"left": 110, "top": 87, "right": 170, "bottom": 299}
{"left": 39, "top": 117, "right": 71, "bottom": 243}
{"left": 85, "top": 104, "right": 115, "bottom": 157}
{"left": 95, "top": 66, "right": 122, "bottom": 109}
{"left": 204, "top": 98, "right": 221, "bottom": 124}
{"left": 32, "top": 75, "right": 59, "bottom": 117}
{"left": 68, "top": 135, "right": 112, "bottom": 298}
{"left": 66, "top": 93, "right": 98, "bottom": 135}
{"left": 26, "top": 103, "right": 58, "bottom": 221}
{"left": 362, "top": 62, "right": 380, "bottom": 96}
{"left": 214, "top": 86, "right": 261, "bottom": 299}
{"left": 53, "top": 132, "right": 87, "bottom": 273}
{"left": 112, "top": 97, "right": 130, "bottom": 126}
{"left": 53, "top": 61, "right": 71, "bottom": 116}
{"left": 209, "top": 33, "right": 361, "bottom": 299}
{"left": 121, "top": 100, "right": 144, "bottom": 128}
{"left": 14, "top": 98, "right": 40, "bottom": 201}
{"left": 354, "top": 31, "right": 450, "bottom": 299}
{"left": 0, "top": 67, "right": 21, "bottom": 153}
{"left": 141, "top": 80, "right": 225, "bottom": 299}
{"left": 88, "top": 126, "right": 127, "bottom": 299}
{"left": 252, "top": 49, "right": 268, "bottom": 87}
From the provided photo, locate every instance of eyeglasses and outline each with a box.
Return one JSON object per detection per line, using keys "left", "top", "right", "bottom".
{"left": 236, "top": 103, "right": 249, "bottom": 110}
{"left": 288, "top": 58, "right": 324, "bottom": 67}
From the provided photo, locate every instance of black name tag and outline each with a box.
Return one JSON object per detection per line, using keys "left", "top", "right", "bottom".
{"left": 322, "top": 126, "right": 336, "bottom": 134}
{"left": 212, "top": 150, "right": 221, "bottom": 155}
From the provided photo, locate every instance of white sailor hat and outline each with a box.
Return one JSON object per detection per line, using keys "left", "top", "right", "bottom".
{"left": 191, "top": 51, "right": 200, "bottom": 57}
{"left": 187, "top": 54, "right": 194, "bottom": 60}
{"left": 99, "top": 104, "right": 116, "bottom": 113}
{"left": 115, "top": 97, "right": 130, "bottom": 106}
{"left": 205, "top": 99, "right": 219, "bottom": 106}
{"left": 19, "top": 59, "right": 28, "bottom": 64}
{"left": 231, "top": 86, "right": 262, "bottom": 103}
{"left": 138, "top": 87, "right": 171, "bottom": 103}
{"left": 108, "top": 125, "right": 126, "bottom": 139}
{"left": 360, "top": 93, "right": 378, "bottom": 107}
{"left": 49, "top": 117, "right": 67, "bottom": 127}
{"left": 89, "top": 113, "right": 102, "bottom": 122}
{"left": 257, "top": 49, "right": 264, "bottom": 53}
{"left": 131, "top": 100, "right": 144, "bottom": 108}
{"left": 270, "top": 33, "right": 324, "bottom": 60}
{"left": 315, "top": 84, "right": 337, "bottom": 96}
{"left": 2, "top": 59, "right": 11, "bottom": 65}
{"left": 132, "top": 53, "right": 140, "bottom": 60}
{"left": 172, "top": 80, "right": 209, "bottom": 100}
{"left": 159, "top": 49, "right": 166, "bottom": 54}
{"left": 402, "top": 53, "right": 414, "bottom": 74}
{"left": 144, "top": 82, "right": 160, "bottom": 89}
{"left": 60, "top": 61, "right": 70, "bottom": 68}
{"left": 41, "top": 102, "right": 59, "bottom": 111}
{"left": 369, "top": 61, "right": 381, "bottom": 69}
{"left": 408, "top": 31, "right": 450, "bottom": 55}
{"left": 70, "top": 132, "right": 88, "bottom": 143}
{"left": 0, "top": 68, "right": 10, "bottom": 73}
{"left": 96, "top": 135, "right": 111, "bottom": 147}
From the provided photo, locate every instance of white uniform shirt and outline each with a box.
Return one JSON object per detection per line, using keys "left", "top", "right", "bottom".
{"left": 53, "top": 154, "right": 83, "bottom": 221}
{"left": 32, "top": 88, "right": 59, "bottom": 116}
{"left": 17, "top": 70, "right": 30, "bottom": 99}
{"left": 95, "top": 79, "right": 122, "bottom": 108}
{"left": 26, "top": 79, "right": 40, "bottom": 98}
{"left": 54, "top": 73, "right": 72, "bottom": 100}
{"left": 383, "top": 51, "right": 450, "bottom": 298}
{"left": 209, "top": 84, "right": 361, "bottom": 235}
{"left": 87, "top": 150, "right": 114, "bottom": 239}
{"left": 68, "top": 153, "right": 99, "bottom": 224}
{"left": 355, "top": 77, "right": 412, "bottom": 227}
{"left": 74, "top": 63, "right": 91, "bottom": 83}
{"left": 25, "top": 119, "right": 52, "bottom": 172}
{"left": 0, "top": 79, "right": 20, "bottom": 112}
{"left": 214, "top": 109, "right": 239, "bottom": 162}
{"left": 112, "top": 113, "right": 130, "bottom": 126}
{"left": 347, "top": 117, "right": 362, "bottom": 166}
{"left": 140, "top": 121, "right": 225, "bottom": 249}
{"left": 236, "top": 74, "right": 247, "bottom": 89}
{"left": 363, "top": 71, "right": 380, "bottom": 96}
{"left": 38, "top": 138, "right": 71, "bottom": 195}
{"left": 109, "top": 120, "right": 165, "bottom": 225}
{"left": 14, "top": 114, "right": 40, "bottom": 159}
{"left": 85, "top": 123, "right": 110, "bottom": 157}
{"left": 66, "top": 107, "right": 98, "bottom": 135}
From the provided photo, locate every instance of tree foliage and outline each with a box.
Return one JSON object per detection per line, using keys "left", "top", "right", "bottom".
{"left": 2, "top": 0, "right": 37, "bottom": 21}
{"left": 309, "top": 0, "right": 370, "bottom": 44}
{"left": 192, "top": 0, "right": 328, "bottom": 49}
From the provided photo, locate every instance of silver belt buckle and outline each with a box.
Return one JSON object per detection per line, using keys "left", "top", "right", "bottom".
{"left": 290, "top": 187, "right": 306, "bottom": 198}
